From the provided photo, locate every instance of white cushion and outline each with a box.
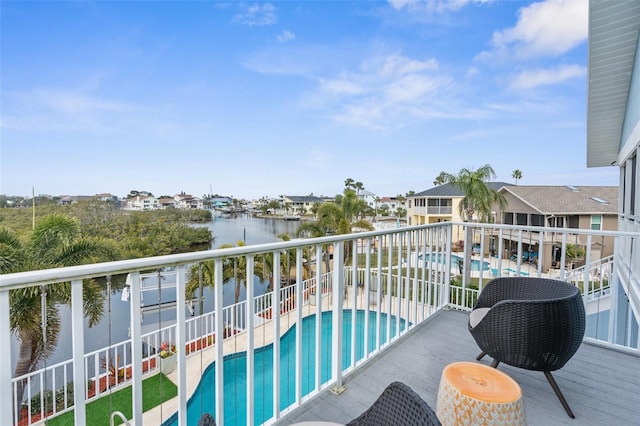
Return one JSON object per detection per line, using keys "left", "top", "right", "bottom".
{"left": 469, "top": 307, "right": 491, "bottom": 328}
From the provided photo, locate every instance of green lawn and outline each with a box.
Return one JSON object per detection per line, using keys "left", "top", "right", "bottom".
{"left": 47, "top": 373, "right": 177, "bottom": 426}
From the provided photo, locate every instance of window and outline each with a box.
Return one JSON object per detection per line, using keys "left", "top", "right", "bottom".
{"left": 591, "top": 215, "right": 602, "bottom": 231}
{"left": 530, "top": 214, "right": 544, "bottom": 227}
{"left": 516, "top": 213, "right": 528, "bottom": 226}
{"left": 503, "top": 212, "right": 514, "bottom": 224}
{"left": 567, "top": 216, "right": 580, "bottom": 229}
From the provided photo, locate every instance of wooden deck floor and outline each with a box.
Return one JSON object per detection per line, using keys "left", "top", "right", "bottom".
{"left": 276, "top": 309, "right": 640, "bottom": 426}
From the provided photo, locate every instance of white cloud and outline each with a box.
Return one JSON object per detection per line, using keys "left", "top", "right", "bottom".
{"left": 277, "top": 30, "right": 295, "bottom": 42}
{"left": 490, "top": 0, "right": 587, "bottom": 58}
{"left": 379, "top": 55, "right": 438, "bottom": 76}
{"left": 319, "top": 78, "right": 364, "bottom": 96}
{"left": 232, "top": 3, "right": 276, "bottom": 26}
{"left": 510, "top": 64, "right": 586, "bottom": 89}
{"left": 33, "top": 90, "right": 134, "bottom": 113}
{"left": 310, "top": 53, "right": 450, "bottom": 128}
{"left": 388, "top": 0, "right": 492, "bottom": 14}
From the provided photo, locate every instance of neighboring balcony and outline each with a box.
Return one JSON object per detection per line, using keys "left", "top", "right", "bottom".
{"left": 1, "top": 222, "right": 638, "bottom": 426}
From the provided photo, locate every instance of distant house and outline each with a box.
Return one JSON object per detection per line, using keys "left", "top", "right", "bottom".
{"left": 358, "top": 190, "right": 377, "bottom": 208}
{"left": 57, "top": 195, "right": 93, "bottom": 205}
{"left": 126, "top": 195, "right": 159, "bottom": 210}
{"left": 379, "top": 196, "right": 403, "bottom": 211}
{"left": 158, "top": 197, "right": 176, "bottom": 209}
{"left": 406, "top": 182, "right": 512, "bottom": 242}
{"left": 211, "top": 196, "right": 232, "bottom": 209}
{"left": 407, "top": 182, "right": 512, "bottom": 224}
{"left": 174, "top": 193, "right": 203, "bottom": 209}
{"left": 282, "top": 195, "right": 324, "bottom": 215}
{"left": 494, "top": 185, "right": 619, "bottom": 271}
{"left": 94, "top": 193, "right": 118, "bottom": 203}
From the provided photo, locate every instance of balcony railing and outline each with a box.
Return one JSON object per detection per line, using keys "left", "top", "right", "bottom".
{"left": 1, "top": 222, "right": 638, "bottom": 425}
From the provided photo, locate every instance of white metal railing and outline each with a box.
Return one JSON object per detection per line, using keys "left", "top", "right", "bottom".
{"left": 1, "top": 222, "right": 639, "bottom": 425}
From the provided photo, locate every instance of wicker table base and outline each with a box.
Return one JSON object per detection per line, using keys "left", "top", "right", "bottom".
{"left": 436, "top": 362, "right": 526, "bottom": 426}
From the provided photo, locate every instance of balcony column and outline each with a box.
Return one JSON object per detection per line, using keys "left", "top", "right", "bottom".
{"left": 71, "top": 279, "right": 87, "bottom": 425}
{"left": 175, "top": 266, "right": 187, "bottom": 426}
{"left": 214, "top": 259, "right": 224, "bottom": 425}
{"left": 129, "top": 272, "right": 143, "bottom": 425}
{"left": 0, "top": 289, "right": 11, "bottom": 422}
{"left": 272, "top": 252, "right": 281, "bottom": 420}
{"left": 331, "top": 242, "right": 345, "bottom": 394}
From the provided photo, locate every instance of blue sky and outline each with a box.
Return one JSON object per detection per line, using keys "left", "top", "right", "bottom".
{"left": 1, "top": 0, "right": 618, "bottom": 200}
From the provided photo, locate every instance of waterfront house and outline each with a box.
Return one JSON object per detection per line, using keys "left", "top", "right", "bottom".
{"left": 282, "top": 195, "right": 324, "bottom": 215}
{"left": 173, "top": 193, "right": 204, "bottom": 209}
{"left": 493, "top": 185, "right": 618, "bottom": 272}
{"left": 406, "top": 182, "right": 512, "bottom": 245}
{"left": 125, "top": 195, "right": 159, "bottom": 210}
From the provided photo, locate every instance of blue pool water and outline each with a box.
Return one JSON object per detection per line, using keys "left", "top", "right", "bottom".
{"left": 418, "top": 253, "right": 490, "bottom": 271}
{"left": 163, "top": 310, "right": 406, "bottom": 426}
{"left": 503, "top": 268, "right": 529, "bottom": 276}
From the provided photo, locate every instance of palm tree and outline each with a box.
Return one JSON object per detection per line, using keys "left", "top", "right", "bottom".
{"left": 565, "top": 244, "right": 586, "bottom": 269}
{"left": 0, "top": 214, "right": 116, "bottom": 406}
{"left": 344, "top": 178, "right": 355, "bottom": 190}
{"left": 512, "top": 169, "right": 523, "bottom": 185}
{"left": 441, "top": 164, "right": 508, "bottom": 222}
{"left": 433, "top": 171, "right": 448, "bottom": 186}
{"left": 354, "top": 181, "right": 364, "bottom": 195}
{"left": 186, "top": 241, "right": 273, "bottom": 304}
{"left": 297, "top": 192, "right": 374, "bottom": 269}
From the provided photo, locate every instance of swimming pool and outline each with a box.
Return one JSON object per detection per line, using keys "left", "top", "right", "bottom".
{"left": 503, "top": 268, "right": 529, "bottom": 276}
{"left": 418, "top": 253, "right": 490, "bottom": 271}
{"left": 163, "top": 310, "right": 407, "bottom": 426}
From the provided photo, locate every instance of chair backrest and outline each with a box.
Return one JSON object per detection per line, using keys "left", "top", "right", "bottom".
{"left": 347, "top": 381, "right": 442, "bottom": 426}
{"left": 470, "top": 277, "right": 586, "bottom": 372}
{"left": 474, "top": 277, "right": 579, "bottom": 309}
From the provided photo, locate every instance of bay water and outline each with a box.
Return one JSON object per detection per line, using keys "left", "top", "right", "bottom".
{"left": 11, "top": 214, "right": 301, "bottom": 372}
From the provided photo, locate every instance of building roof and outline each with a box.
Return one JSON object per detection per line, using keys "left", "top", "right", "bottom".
{"left": 500, "top": 185, "right": 619, "bottom": 214}
{"left": 587, "top": 0, "right": 640, "bottom": 166}
{"left": 358, "top": 190, "right": 375, "bottom": 197}
{"left": 413, "top": 182, "right": 512, "bottom": 197}
{"left": 285, "top": 195, "right": 324, "bottom": 203}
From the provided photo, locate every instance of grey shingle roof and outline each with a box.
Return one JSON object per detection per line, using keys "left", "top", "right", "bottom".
{"left": 501, "top": 185, "right": 619, "bottom": 214}
{"left": 285, "top": 195, "right": 324, "bottom": 203}
{"left": 413, "top": 182, "right": 513, "bottom": 197}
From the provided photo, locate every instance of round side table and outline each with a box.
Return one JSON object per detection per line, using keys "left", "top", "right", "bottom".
{"left": 436, "top": 361, "right": 526, "bottom": 425}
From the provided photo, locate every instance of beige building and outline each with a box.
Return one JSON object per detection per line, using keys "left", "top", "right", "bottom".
{"left": 493, "top": 185, "right": 619, "bottom": 272}
{"left": 407, "top": 182, "right": 512, "bottom": 242}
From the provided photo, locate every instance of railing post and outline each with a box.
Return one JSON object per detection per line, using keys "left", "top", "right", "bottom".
{"left": 175, "top": 266, "right": 187, "bottom": 426}
{"left": 460, "top": 225, "right": 473, "bottom": 305}
{"left": 294, "top": 249, "right": 303, "bottom": 405}
{"left": 0, "top": 289, "right": 12, "bottom": 423}
{"left": 71, "top": 279, "right": 87, "bottom": 425}
{"left": 128, "top": 273, "right": 143, "bottom": 426}
{"left": 331, "top": 242, "right": 345, "bottom": 394}
{"left": 214, "top": 259, "right": 224, "bottom": 425}
{"left": 246, "top": 256, "right": 255, "bottom": 425}
{"left": 272, "top": 251, "right": 281, "bottom": 420}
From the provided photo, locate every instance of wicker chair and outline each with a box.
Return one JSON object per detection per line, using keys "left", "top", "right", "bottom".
{"left": 347, "top": 381, "right": 442, "bottom": 426}
{"left": 468, "top": 277, "right": 586, "bottom": 418}
{"left": 198, "top": 413, "right": 216, "bottom": 426}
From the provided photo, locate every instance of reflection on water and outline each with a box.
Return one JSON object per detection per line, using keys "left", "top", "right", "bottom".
{"left": 11, "top": 214, "right": 301, "bottom": 369}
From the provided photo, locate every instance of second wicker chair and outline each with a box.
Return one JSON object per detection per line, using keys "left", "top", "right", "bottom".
{"left": 347, "top": 381, "right": 441, "bottom": 426}
{"left": 468, "top": 277, "right": 586, "bottom": 418}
